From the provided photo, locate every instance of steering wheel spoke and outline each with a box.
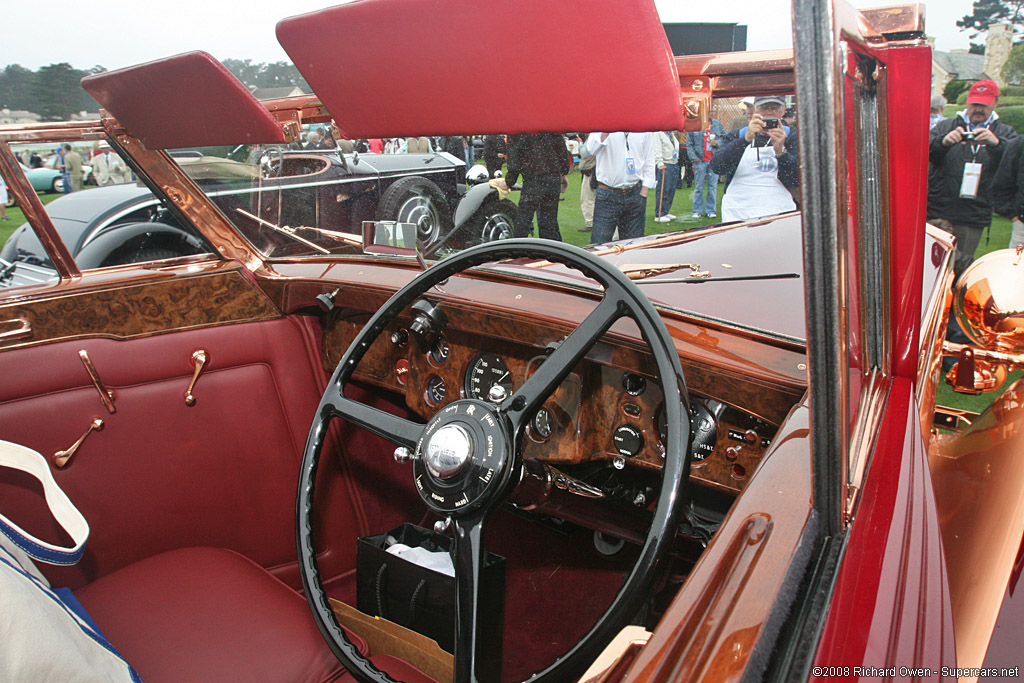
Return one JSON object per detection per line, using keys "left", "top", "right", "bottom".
{"left": 505, "top": 293, "right": 625, "bottom": 433}
{"left": 332, "top": 394, "right": 423, "bottom": 450}
{"left": 451, "top": 512, "right": 490, "bottom": 683}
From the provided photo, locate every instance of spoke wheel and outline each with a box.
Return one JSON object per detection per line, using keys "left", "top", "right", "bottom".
{"left": 298, "top": 239, "right": 692, "bottom": 683}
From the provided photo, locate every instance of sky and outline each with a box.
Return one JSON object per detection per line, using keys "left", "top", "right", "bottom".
{"left": 2, "top": 0, "right": 977, "bottom": 73}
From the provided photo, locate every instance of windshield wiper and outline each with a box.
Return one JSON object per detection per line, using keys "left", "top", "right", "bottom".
{"left": 636, "top": 272, "right": 799, "bottom": 284}
{"left": 618, "top": 263, "right": 710, "bottom": 279}
{"left": 235, "top": 208, "right": 362, "bottom": 254}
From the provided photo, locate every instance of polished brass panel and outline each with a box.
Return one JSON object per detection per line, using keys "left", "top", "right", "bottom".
{"left": 184, "top": 350, "right": 210, "bottom": 406}
{"left": 78, "top": 350, "right": 116, "bottom": 414}
{"left": 954, "top": 246, "right": 1024, "bottom": 354}
{"left": 54, "top": 419, "right": 104, "bottom": 468}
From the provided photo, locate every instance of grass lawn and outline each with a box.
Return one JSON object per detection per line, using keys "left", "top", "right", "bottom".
{"left": 1, "top": 192, "right": 62, "bottom": 243}
{"left": 512, "top": 164, "right": 722, "bottom": 247}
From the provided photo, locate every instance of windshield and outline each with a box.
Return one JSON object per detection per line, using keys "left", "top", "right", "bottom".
{"left": 169, "top": 104, "right": 797, "bottom": 264}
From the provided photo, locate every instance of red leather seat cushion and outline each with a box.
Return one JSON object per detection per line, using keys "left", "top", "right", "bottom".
{"left": 359, "top": 656, "right": 439, "bottom": 683}
{"left": 74, "top": 547, "right": 363, "bottom": 683}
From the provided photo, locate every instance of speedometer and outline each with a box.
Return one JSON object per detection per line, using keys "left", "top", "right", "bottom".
{"left": 465, "top": 353, "right": 513, "bottom": 400}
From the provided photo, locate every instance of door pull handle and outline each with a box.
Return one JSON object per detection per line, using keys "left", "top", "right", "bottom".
{"left": 54, "top": 419, "right": 104, "bottom": 469}
{"left": 185, "top": 350, "right": 209, "bottom": 406}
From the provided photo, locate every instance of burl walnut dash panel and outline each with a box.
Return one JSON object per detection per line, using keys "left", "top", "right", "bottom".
{"left": 321, "top": 303, "right": 801, "bottom": 495}
{"left": 0, "top": 270, "right": 281, "bottom": 348}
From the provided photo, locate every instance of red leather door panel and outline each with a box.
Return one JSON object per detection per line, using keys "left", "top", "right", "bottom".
{"left": 0, "top": 316, "right": 361, "bottom": 589}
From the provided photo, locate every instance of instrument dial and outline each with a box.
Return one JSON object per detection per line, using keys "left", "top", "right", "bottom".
{"left": 658, "top": 400, "right": 718, "bottom": 461}
{"left": 430, "top": 336, "right": 450, "bottom": 365}
{"left": 613, "top": 424, "right": 644, "bottom": 458}
{"left": 530, "top": 408, "right": 553, "bottom": 441}
{"left": 425, "top": 376, "right": 446, "bottom": 405}
{"left": 465, "top": 353, "right": 513, "bottom": 400}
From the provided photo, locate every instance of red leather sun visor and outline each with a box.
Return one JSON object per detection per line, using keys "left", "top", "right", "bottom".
{"left": 81, "top": 51, "right": 286, "bottom": 149}
{"left": 277, "top": 0, "right": 684, "bottom": 138}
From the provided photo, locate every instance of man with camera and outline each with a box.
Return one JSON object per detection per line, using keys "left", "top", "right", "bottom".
{"left": 928, "top": 79, "right": 1017, "bottom": 258}
{"left": 710, "top": 96, "right": 799, "bottom": 222}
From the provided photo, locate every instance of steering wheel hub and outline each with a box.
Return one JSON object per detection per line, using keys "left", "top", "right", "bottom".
{"left": 413, "top": 400, "right": 513, "bottom": 515}
{"left": 424, "top": 423, "right": 473, "bottom": 478}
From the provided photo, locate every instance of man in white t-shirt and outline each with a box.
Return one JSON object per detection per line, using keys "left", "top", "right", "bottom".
{"left": 584, "top": 132, "right": 655, "bottom": 243}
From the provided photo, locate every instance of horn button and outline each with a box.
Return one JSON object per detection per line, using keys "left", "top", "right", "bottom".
{"left": 413, "top": 400, "right": 512, "bottom": 515}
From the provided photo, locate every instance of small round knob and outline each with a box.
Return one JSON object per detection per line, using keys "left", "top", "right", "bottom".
{"left": 394, "top": 447, "right": 413, "bottom": 464}
{"left": 613, "top": 455, "right": 626, "bottom": 470}
{"left": 433, "top": 518, "right": 451, "bottom": 534}
{"left": 487, "top": 384, "right": 508, "bottom": 404}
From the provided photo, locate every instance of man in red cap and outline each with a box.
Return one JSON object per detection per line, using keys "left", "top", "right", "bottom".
{"left": 928, "top": 79, "right": 1017, "bottom": 258}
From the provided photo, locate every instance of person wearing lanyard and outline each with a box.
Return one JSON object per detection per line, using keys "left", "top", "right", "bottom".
{"left": 584, "top": 131, "right": 655, "bottom": 244}
{"left": 928, "top": 79, "right": 1017, "bottom": 259}
{"left": 710, "top": 96, "right": 799, "bottom": 223}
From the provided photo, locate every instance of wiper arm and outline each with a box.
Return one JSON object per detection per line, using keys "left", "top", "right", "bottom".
{"left": 636, "top": 272, "right": 800, "bottom": 284}
{"left": 235, "top": 209, "right": 362, "bottom": 253}
{"left": 618, "top": 262, "right": 710, "bottom": 280}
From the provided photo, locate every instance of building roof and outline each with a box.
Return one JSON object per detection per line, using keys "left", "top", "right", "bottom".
{"left": 934, "top": 50, "right": 988, "bottom": 81}
{"left": 250, "top": 86, "right": 305, "bottom": 100}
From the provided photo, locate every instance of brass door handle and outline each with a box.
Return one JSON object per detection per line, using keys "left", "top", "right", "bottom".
{"left": 185, "top": 350, "right": 209, "bottom": 406}
{"left": 79, "top": 350, "right": 116, "bottom": 414}
{"left": 54, "top": 419, "right": 104, "bottom": 469}
{"left": 0, "top": 318, "right": 31, "bottom": 343}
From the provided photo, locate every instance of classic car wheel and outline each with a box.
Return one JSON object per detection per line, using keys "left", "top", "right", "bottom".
{"left": 377, "top": 176, "right": 453, "bottom": 249}
{"left": 478, "top": 198, "right": 516, "bottom": 242}
{"left": 52, "top": 178, "right": 63, "bottom": 193}
{"left": 298, "top": 240, "right": 692, "bottom": 683}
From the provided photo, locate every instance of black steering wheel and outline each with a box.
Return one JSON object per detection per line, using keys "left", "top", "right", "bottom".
{"left": 297, "top": 239, "right": 692, "bottom": 683}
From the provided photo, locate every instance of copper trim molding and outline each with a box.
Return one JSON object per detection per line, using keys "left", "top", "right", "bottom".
{"left": 184, "top": 350, "right": 209, "bottom": 406}
{"left": 54, "top": 419, "right": 104, "bottom": 468}
{"left": 0, "top": 317, "right": 32, "bottom": 343}
{"left": 78, "top": 350, "right": 116, "bottom": 414}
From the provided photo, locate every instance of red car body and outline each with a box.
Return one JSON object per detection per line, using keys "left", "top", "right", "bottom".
{"left": 1, "top": 0, "right": 1023, "bottom": 681}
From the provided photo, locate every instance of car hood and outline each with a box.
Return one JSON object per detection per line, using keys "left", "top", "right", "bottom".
{"left": 497, "top": 214, "right": 806, "bottom": 344}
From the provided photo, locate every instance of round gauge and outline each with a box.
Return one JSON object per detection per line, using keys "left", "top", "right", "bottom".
{"left": 657, "top": 402, "right": 717, "bottom": 461}
{"left": 465, "top": 353, "right": 513, "bottom": 400}
{"left": 613, "top": 424, "right": 644, "bottom": 458}
{"left": 425, "top": 376, "right": 446, "bottom": 405}
{"left": 530, "top": 408, "right": 553, "bottom": 441}
{"left": 622, "top": 373, "right": 647, "bottom": 396}
{"left": 430, "top": 336, "right": 450, "bottom": 365}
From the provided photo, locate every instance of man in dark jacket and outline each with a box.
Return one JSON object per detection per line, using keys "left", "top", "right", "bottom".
{"left": 497, "top": 133, "right": 571, "bottom": 241}
{"left": 483, "top": 135, "right": 507, "bottom": 178}
{"left": 991, "top": 135, "right": 1024, "bottom": 248}
{"left": 928, "top": 79, "right": 1017, "bottom": 258}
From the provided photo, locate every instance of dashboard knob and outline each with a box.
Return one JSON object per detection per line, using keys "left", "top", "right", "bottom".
{"left": 433, "top": 518, "right": 451, "bottom": 534}
{"left": 394, "top": 446, "right": 414, "bottom": 464}
{"left": 487, "top": 384, "right": 508, "bottom": 404}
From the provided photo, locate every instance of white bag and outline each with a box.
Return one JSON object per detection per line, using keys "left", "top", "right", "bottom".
{"left": 0, "top": 440, "right": 139, "bottom": 682}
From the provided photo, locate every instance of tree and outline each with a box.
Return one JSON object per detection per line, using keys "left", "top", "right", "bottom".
{"left": 1003, "top": 42, "right": 1024, "bottom": 83}
{"left": 33, "top": 63, "right": 84, "bottom": 120}
{"left": 222, "top": 59, "right": 262, "bottom": 87}
{"left": 959, "top": 0, "right": 1024, "bottom": 42}
{"left": 0, "top": 65, "right": 36, "bottom": 111}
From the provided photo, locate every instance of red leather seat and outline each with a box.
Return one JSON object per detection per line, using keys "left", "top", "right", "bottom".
{"left": 75, "top": 547, "right": 360, "bottom": 683}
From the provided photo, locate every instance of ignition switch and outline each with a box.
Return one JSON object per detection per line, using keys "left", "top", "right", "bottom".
{"left": 408, "top": 299, "right": 447, "bottom": 347}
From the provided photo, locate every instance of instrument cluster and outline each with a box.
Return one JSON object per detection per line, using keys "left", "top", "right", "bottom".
{"left": 323, "top": 307, "right": 779, "bottom": 495}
